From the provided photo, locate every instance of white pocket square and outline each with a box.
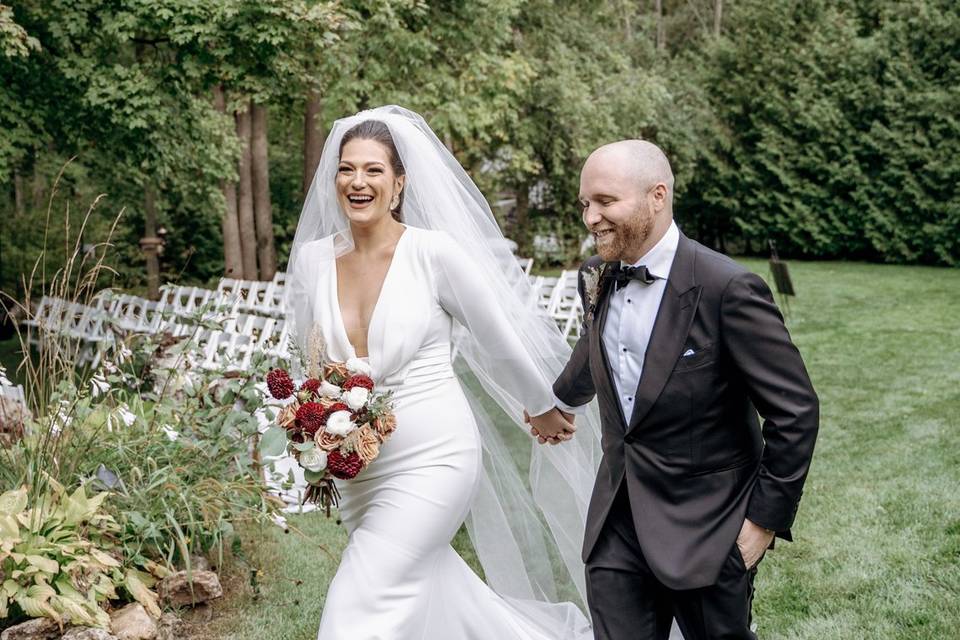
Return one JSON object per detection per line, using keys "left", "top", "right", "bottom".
{"left": 682, "top": 348, "right": 696, "bottom": 357}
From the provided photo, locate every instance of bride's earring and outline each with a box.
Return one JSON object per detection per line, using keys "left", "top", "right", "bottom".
{"left": 390, "top": 195, "right": 400, "bottom": 210}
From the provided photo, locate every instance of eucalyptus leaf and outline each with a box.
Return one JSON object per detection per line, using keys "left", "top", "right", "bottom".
{"left": 259, "top": 426, "right": 288, "bottom": 457}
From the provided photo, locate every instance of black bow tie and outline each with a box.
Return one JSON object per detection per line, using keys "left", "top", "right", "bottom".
{"left": 606, "top": 264, "right": 658, "bottom": 291}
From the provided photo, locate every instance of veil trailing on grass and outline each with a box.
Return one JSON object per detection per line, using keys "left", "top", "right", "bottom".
{"left": 286, "top": 105, "right": 603, "bottom": 613}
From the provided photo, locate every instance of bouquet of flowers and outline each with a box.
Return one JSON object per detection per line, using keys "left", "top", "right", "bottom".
{"left": 264, "top": 355, "right": 396, "bottom": 514}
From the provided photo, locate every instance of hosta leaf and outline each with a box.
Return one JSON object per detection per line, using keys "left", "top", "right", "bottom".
{"left": 3, "top": 579, "right": 21, "bottom": 598}
{"left": 14, "top": 595, "right": 60, "bottom": 621}
{"left": 27, "top": 583, "right": 57, "bottom": 599}
{"left": 92, "top": 574, "right": 118, "bottom": 601}
{"left": 51, "top": 593, "right": 97, "bottom": 627}
{"left": 88, "top": 548, "right": 121, "bottom": 569}
{"left": 141, "top": 559, "right": 172, "bottom": 579}
{"left": 87, "top": 491, "right": 109, "bottom": 513}
{"left": 26, "top": 554, "right": 60, "bottom": 574}
{"left": 54, "top": 576, "right": 84, "bottom": 600}
{"left": 63, "top": 486, "right": 92, "bottom": 525}
{"left": 124, "top": 569, "right": 161, "bottom": 619}
{"left": 0, "top": 487, "right": 27, "bottom": 517}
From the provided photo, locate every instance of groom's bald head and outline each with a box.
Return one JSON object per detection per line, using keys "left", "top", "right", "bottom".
{"left": 586, "top": 140, "right": 675, "bottom": 210}
{"left": 579, "top": 139, "right": 676, "bottom": 263}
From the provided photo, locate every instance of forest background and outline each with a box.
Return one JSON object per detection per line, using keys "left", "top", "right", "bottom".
{"left": 1, "top": 0, "right": 957, "bottom": 308}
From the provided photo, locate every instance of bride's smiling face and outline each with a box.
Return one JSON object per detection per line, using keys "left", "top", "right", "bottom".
{"left": 336, "top": 138, "right": 405, "bottom": 226}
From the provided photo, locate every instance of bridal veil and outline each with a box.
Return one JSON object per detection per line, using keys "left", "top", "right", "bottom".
{"left": 286, "top": 105, "right": 603, "bottom": 613}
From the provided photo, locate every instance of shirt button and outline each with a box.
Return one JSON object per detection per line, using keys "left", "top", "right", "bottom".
{"left": 627, "top": 299, "right": 632, "bottom": 303}
{"left": 622, "top": 347, "right": 628, "bottom": 353}
{"left": 627, "top": 397, "right": 633, "bottom": 402}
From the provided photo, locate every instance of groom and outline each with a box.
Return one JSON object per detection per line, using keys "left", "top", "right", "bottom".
{"left": 543, "top": 140, "right": 819, "bottom": 639}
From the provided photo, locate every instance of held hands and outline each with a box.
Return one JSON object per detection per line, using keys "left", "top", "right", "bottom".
{"left": 736, "top": 518, "right": 775, "bottom": 570}
{"left": 523, "top": 408, "right": 576, "bottom": 445}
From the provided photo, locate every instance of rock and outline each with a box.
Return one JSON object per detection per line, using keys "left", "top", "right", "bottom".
{"left": 154, "top": 614, "right": 182, "bottom": 640}
{"left": 109, "top": 604, "right": 157, "bottom": 640}
{"left": 156, "top": 570, "right": 223, "bottom": 607}
{"left": 60, "top": 628, "right": 117, "bottom": 640}
{"left": 0, "top": 395, "right": 30, "bottom": 446}
{"left": 0, "top": 618, "right": 59, "bottom": 640}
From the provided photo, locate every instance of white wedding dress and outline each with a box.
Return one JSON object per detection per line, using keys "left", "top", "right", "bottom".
{"left": 302, "top": 225, "right": 592, "bottom": 640}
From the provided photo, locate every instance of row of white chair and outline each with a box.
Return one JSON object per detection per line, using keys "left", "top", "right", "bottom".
{"left": 23, "top": 260, "right": 586, "bottom": 369}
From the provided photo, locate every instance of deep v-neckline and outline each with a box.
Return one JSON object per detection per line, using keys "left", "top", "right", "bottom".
{"left": 332, "top": 226, "right": 409, "bottom": 358}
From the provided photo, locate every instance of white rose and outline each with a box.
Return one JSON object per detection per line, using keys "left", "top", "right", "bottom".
{"left": 345, "top": 357, "right": 373, "bottom": 376}
{"left": 318, "top": 380, "right": 342, "bottom": 398}
{"left": 342, "top": 386, "right": 370, "bottom": 411}
{"left": 299, "top": 446, "right": 329, "bottom": 472}
{"left": 324, "top": 410, "right": 357, "bottom": 437}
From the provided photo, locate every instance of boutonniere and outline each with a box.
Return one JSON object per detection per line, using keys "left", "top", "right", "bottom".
{"left": 582, "top": 264, "right": 608, "bottom": 322}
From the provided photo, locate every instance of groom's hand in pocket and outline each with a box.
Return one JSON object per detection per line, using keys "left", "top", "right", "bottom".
{"left": 525, "top": 408, "right": 576, "bottom": 445}
{"left": 736, "top": 518, "right": 775, "bottom": 569}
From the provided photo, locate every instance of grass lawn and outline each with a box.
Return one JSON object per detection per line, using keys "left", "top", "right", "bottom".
{"left": 154, "top": 259, "right": 960, "bottom": 638}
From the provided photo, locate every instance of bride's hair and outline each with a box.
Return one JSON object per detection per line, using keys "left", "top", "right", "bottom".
{"left": 339, "top": 120, "right": 406, "bottom": 222}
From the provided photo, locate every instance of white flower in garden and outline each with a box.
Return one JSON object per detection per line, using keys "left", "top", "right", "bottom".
{"left": 299, "top": 446, "right": 329, "bottom": 472}
{"left": 90, "top": 373, "right": 110, "bottom": 397}
{"left": 318, "top": 380, "right": 342, "bottom": 398}
{"left": 116, "top": 404, "right": 136, "bottom": 427}
{"left": 161, "top": 424, "right": 180, "bottom": 441}
{"left": 271, "top": 513, "right": 289, "bottom": 530}
{"left": 325, "top": 410, "right": 357, "bottom": 436}
{"left": 342, "top": 386, "right": 370, "bottom": 411}
{"left": 345, "top": 357, "right": 372, "bottom": 376}
{"left": 0, "top": 365, "right": 12, "bottom": 387}
{"left": 118, "top": 344, "right": 133, "bottom": 363}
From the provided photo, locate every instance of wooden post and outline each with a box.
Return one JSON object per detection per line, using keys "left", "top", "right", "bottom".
{"left": 251, "top": 102, "right": 277, "bottom": 281}
{"left": 302, "top": 90, "right": 326, "bottom": 198}
{"left": 236, "top": 105, "right": 258, "bottom": 280}
{"left": 214, "top": 86, "right": 243, "bottom": 279}
{"left": 141, "top": 185, "right": 162, "bottom": 301}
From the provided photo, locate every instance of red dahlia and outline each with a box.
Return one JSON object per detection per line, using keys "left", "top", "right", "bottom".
{"left": 266, "top": 368, "right": 295, "bottom": 400}
{"left": 296, "top": 401, "right": 326, "bottom": 435}
{"left": 327, "top": 450, "right": 363, "bottom": 479}
{"left": 300, "top": 378, "right": 322, "bottom": 396}
{"left": 343, "top": 374, "right": 374, "bottom": 392}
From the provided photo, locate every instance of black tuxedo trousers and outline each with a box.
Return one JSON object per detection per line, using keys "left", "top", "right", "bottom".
{"left": 554, "top": 234, "right": 819, "bottom": 637}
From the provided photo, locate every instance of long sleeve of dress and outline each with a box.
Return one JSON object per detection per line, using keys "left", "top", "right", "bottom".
{"left": 430, "top": 232, "right": 556, "bottom": 417}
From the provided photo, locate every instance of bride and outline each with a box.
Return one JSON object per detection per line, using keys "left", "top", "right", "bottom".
{"left": 286, "top": 106, "right": 602, "bottom": 639}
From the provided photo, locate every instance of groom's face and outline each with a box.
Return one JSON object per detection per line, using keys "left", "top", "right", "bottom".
{"left": 579, "top": 155, "right": 655, "bottom": 263}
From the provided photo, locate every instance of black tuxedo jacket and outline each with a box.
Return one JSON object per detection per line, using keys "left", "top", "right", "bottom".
{"left": 554, "top": 232, "right": 819, "bottom": 590}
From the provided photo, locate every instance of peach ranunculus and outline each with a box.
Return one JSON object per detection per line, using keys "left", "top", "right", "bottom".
{"left": 373, "top": 414, "right": 397, "bottom": 437}
{"left": 277, "top": 403, "right": 298, "bottom": 430}
{"left": 314, "top": 428, "right": 341, "bottom": 452}
{"left": 355, "top": 425, "right": 381, "bottom": 465}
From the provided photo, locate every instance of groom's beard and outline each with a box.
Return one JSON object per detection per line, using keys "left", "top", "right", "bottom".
{"left": 595, "top": 205, "right": 654, "bottom": 263}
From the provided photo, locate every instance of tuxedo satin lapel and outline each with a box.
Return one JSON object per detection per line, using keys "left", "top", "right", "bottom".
{"left": 592, "top": 268, "right": 629, "bottom": 428}
{"left": 626, "top": 234, "right": 701, "bottom": 433}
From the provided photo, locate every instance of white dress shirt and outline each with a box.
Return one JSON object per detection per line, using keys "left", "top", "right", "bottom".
{"left": 557, "top": 221, "right": 680, "bottom": 420}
